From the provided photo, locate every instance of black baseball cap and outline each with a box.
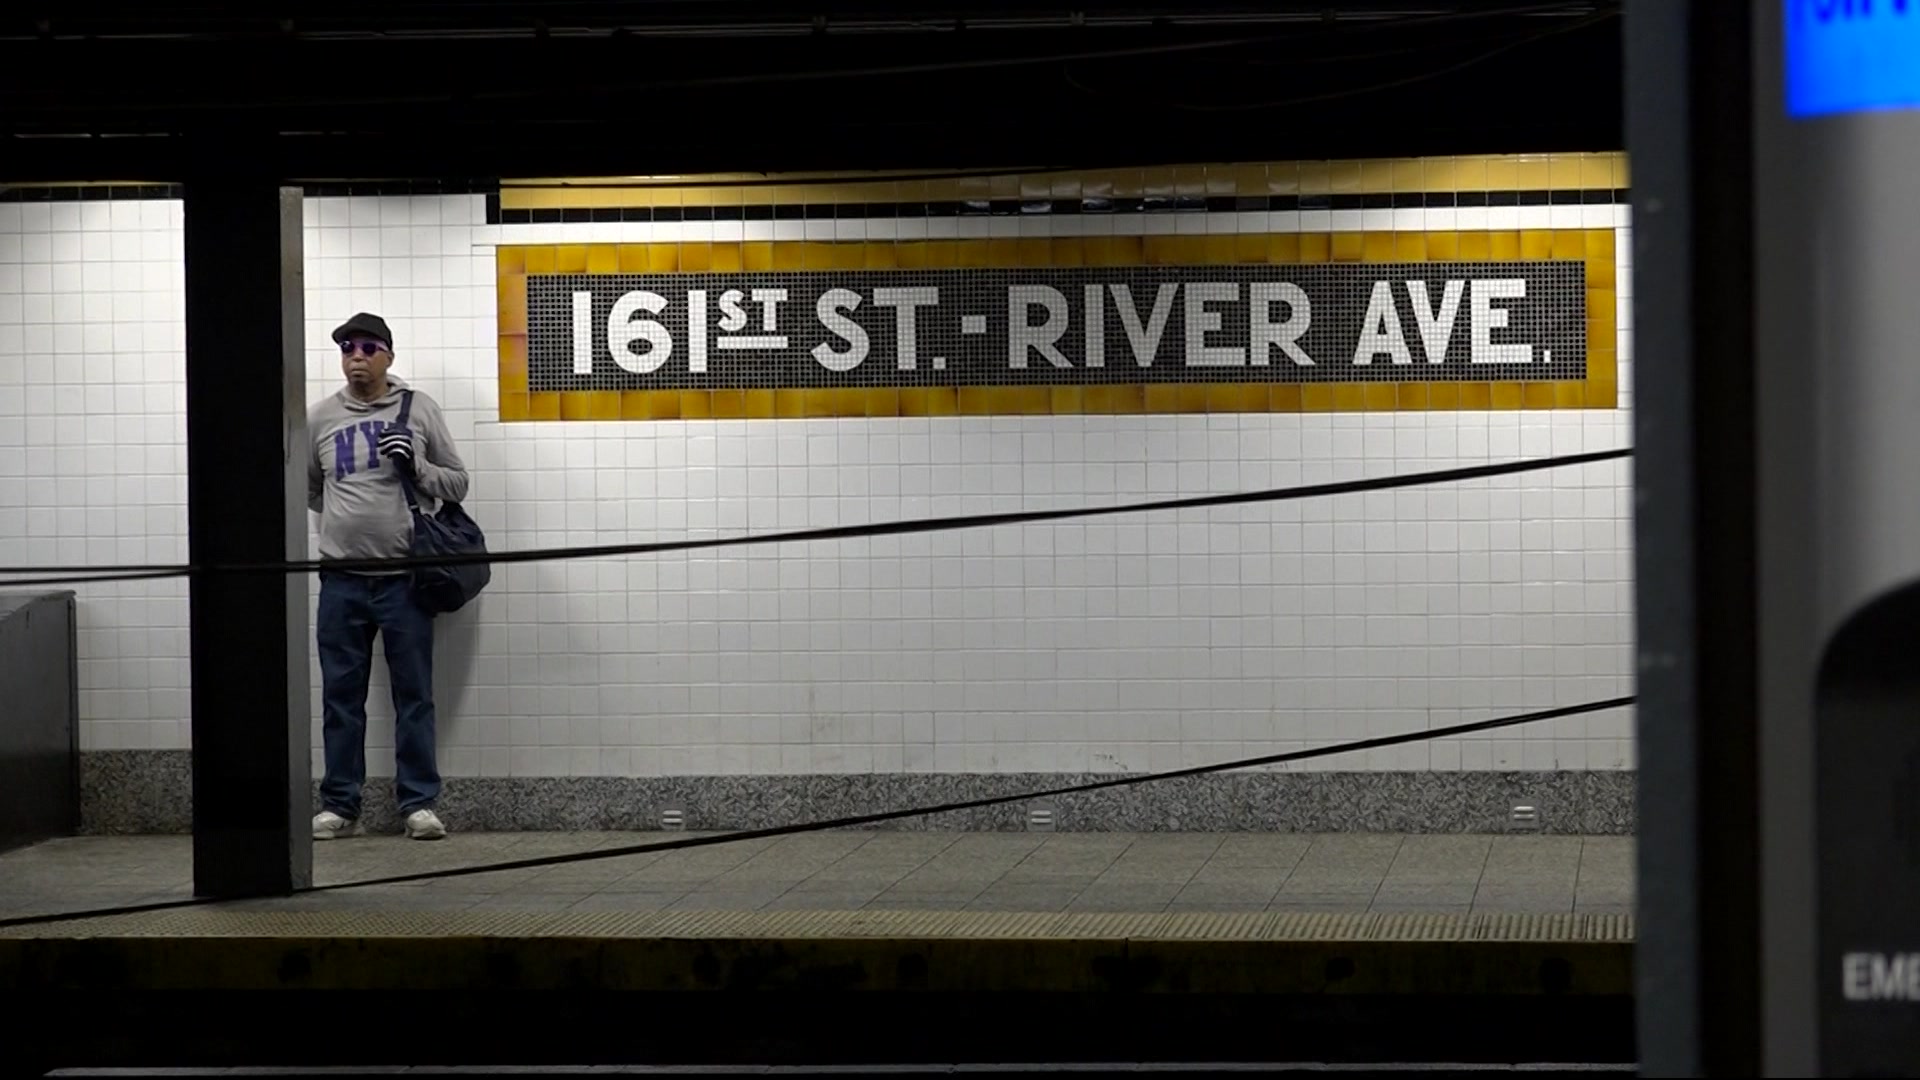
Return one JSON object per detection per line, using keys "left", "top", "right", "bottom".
{"left": 331, "top": 312, "right": 393, "bottom": 350}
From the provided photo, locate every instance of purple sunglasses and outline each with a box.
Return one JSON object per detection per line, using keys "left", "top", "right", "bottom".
{"left": 339, "top": 338, "right": 389, "bottom": 357}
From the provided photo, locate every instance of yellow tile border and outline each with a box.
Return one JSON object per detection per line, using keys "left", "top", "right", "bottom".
{"left": 500, "top": 153, "right": 1628, "bottom": 211}
{"left": 495, "top": 231, "right": 1618, "bottom": 422}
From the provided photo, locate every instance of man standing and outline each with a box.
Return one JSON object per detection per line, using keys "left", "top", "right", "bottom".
{"left": 306, "top": 313, "right": 469, "bottom": 841}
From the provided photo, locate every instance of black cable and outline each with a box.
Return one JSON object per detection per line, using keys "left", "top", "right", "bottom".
{"left": 467, "top": 1, "right": 1614, "bottom": 102}
{"left": 0, "top": 692, "right": 1633, "bottom": 931}
{"left": 69, "top": 2, "right": 1607, "bottom": 113}
{"left": 1164, "top": 9, "right": 1616, "bottom": 112}
{"left": 0, "top": 447, "right": 1631, "bottom": 588}
{"left": 1060, "top": 5, "right": 1615, "bottom": 111}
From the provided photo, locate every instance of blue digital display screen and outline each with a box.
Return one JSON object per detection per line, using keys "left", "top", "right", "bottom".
{"left": 1787, "top": 0, "right": 1920, "bottom": 118}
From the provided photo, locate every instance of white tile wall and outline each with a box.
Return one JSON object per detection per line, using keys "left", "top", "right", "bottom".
{"left": 0, "top": 192, "right": 1637, "bottom": 779}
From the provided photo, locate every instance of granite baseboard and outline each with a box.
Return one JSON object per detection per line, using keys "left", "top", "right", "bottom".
{"left": 79, "top": 750, "right": 1635, "bottom": 836}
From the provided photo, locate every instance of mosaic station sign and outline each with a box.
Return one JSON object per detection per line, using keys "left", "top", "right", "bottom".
{"left": 524, "top": 262, "right": 1588, "bottom": 393}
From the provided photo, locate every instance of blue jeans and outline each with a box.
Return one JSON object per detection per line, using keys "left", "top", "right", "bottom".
{"left": 317, "top": 571, "right": 440, "bottom": 818}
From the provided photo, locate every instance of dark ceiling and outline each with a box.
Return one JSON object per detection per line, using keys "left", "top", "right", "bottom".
{"left": 0, "top": 1, "right": 1622, "bottom": 183}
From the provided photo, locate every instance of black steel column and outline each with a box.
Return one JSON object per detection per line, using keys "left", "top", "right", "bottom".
{"left": 1626, "top": 0, "right": 1763, "bottom": 1075}
{"left": 183, "top": 179, "right": 312, "bottom": 897}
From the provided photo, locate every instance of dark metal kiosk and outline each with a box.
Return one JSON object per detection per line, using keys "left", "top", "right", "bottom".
{"left": 1634, "top": 1, "right": 1920, "bottom": 1074}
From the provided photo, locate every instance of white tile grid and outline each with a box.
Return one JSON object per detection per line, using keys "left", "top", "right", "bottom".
{"left": 0, "top": 198, "right": 192, "bottom": 752}
{"left": 0, "top": 193, "right": 1636, "bottom": 778}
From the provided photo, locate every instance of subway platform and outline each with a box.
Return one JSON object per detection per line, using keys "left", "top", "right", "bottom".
{"left": 0, "top": 832, "right": 1638, "bottom": 1071}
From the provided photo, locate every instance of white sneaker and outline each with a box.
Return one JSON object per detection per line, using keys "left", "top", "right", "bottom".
{"left": 312, "top": 811, "right": 361, "bottom": 840}
{"left": 405, "top": 809, "right": 448, "bottom": 841}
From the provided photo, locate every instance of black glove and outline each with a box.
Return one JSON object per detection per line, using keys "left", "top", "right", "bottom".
{"left": 378, "top": 427, "right": 416, "bottom": 475}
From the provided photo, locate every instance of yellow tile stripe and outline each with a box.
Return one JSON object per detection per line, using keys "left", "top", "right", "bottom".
{"left": 495, "top": 230, "right": 1618, "bottom": 422}
{"left": 500, "top": 152, "right": 1628, "bottom": 211}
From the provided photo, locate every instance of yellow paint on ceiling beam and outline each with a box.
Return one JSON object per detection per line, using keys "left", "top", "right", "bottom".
{"left": 498, "top": 152, "right": 1629, "bottom": 211}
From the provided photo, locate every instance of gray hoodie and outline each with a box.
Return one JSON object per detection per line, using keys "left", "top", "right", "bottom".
{"left": 306, "top": 376, "right": 470, "bottom": 569}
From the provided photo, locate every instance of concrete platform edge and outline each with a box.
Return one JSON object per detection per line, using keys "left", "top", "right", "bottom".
{"left": 0, "top": 909, "right": 1635, "bottom": 996}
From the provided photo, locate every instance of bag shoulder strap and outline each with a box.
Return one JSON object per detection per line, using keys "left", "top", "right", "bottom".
{"left": 393, "top": 390, "right": 421, "bottom": 513}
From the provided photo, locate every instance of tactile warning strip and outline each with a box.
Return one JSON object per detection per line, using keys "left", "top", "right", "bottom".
{"left": 0, "top": 907, "right": 1634, "bottom": 996}
{"left": 0, "top": 907, "right": 1633, "bottom": 942}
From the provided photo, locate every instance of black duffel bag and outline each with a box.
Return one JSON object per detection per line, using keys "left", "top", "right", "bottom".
{"left": 394, "top": 389, "right": 491, "bottom": 615}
